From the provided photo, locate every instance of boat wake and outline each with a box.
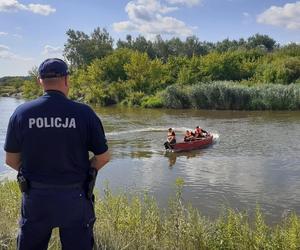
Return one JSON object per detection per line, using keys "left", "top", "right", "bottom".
{"left": 107, "top": 127, "right": 220, "bottom": 142}
{"left": 106, "top": 127, "right": 167, "bottom": 136}
{"left": 211, "top": 133, "right": 220, "bottom": 143}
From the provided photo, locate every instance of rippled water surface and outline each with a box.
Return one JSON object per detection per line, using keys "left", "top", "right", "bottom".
{"left": 1, "top": 97, "right": 300, "bottom": 223}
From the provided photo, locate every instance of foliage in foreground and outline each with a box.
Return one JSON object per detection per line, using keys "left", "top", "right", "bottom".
{"left": 1, "top": 180, "right": 300, "bottom": 249}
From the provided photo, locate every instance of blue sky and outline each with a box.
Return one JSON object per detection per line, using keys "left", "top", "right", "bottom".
{"left": 0, "top": 0, "right": 299, "bottom": 76}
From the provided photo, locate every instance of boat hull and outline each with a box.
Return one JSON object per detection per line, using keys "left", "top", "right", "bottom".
{"left": 171, "top": 134, "right": 213, "bottom": 152}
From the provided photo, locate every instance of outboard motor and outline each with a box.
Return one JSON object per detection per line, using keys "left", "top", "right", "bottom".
{"left": 164, "top": 141, "right": 174, "bottom": 150}
{"left": 164, "top": 141, "right": 170, "bottom": 150}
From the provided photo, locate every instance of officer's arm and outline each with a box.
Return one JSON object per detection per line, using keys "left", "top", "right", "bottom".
{"left": 90, "top": 150, "right": 110, "bottom": 171}
{"left": 5, "top": 152, "right": 22, "bottom": 171}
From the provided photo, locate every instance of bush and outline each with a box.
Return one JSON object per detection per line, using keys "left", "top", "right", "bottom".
{"left": 161, "top": 85, "right": 191, "bottom": 109}
{"left": 255, "top": 56, "right": 300, "bottom": 84}
{"left": 141, "top": 94, "right": 164, "bottom": 108}
{"left": 121, "top": 91, "right": 145, "bottom": 107}
{"left": 22, "top": 80, "right": 43, "bottom": 99}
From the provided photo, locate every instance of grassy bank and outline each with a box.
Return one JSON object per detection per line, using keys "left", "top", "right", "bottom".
{"left": 0, "top": 76, "right": 27, "bottom": 97}
{"left": 156, "top": 82, "right": 300, "bottom": 110}
{"left": 3, "top": 80, "right": 300, "bottom": 111}
{"left": 1, "top": 180, "right": 300, "bottom": 249}
{"left": 0, "top": 85, "right": 23, "bottom": 97}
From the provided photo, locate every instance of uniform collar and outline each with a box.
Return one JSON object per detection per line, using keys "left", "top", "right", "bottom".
{"left": 44, "top": 90, "right": 67, "bottom": 98}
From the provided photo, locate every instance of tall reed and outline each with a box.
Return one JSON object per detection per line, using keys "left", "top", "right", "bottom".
{"left": 162, "top": 82, "right": 300, "bottom": 110}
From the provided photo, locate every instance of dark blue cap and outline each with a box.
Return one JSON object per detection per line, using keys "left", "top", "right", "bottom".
{"left": 38, "top": 58, "right": 69, "bottom": 79}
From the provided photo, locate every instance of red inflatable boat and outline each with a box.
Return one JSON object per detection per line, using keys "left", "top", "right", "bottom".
{"left": 165, "top": 134, "right": 213, "bottom": 152}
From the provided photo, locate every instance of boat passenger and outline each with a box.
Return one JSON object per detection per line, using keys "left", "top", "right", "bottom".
{"left": 167, "top": 128, "right": 172, "bottom": 140}
{"left": 167, "top": 128, "right": 176, "bottom": 144}
{"left": 164, "top": 128, "right": 176, "bottom": 149}
{"left": 195, "top": 126, "right": 208, "bottom": 138}
{"left": 184, "top": 130, "right": 195, "bottom": 142}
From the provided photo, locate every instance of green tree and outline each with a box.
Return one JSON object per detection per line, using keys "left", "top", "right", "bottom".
{"left": 116, "top": 35, "right": 133, "bottom": 49}
{"left": 94, "top": 48, "right": 133, "bottom": 83}
{"left": 166, "top": 56, "right": 189, "bottom": 84}
{"left": 153, "top": 35, "right": 171, "bottom": 62}
{"left": 124, "top": 51, "right": 168, "bottom": 93}
{"left": 23, "top": 67, "right": 43, "bottom": 99}
{"left": 177, "top": 56, "right": 203, "bottom": 84}
{"left": 184, "top": 36, "right": 211, "bottom": 56}
{"left": 64, "top": 27, "right": 113, "bottom": 68}
{"left": 117, "top": 35, "right": 156, "bottom": 59}
{"left": 247, "top": 34, "right": 277, "bottom": 51}
{"left": 255, "top": 56, "right": 300, "bottom": 84}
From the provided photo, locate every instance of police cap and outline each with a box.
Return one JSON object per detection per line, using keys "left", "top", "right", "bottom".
{"left": 39, "top": 58, "right": 69, "bottom": 79}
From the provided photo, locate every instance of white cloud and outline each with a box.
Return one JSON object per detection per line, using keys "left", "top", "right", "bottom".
{"left": 42, "top": 45, "right": 62, "bottom": 55}
{"left": 113, "top": 21, "right": 137, "bottom": 32}
{"left": 165, "top": 0, "right": 201, "bottom": 7}
{"left": 113, "top": 0, "right": 196, "bottom": 37}
{"left": 0, "top": 0, "right": 26, "bottom": 12}
{"left": 125, "top": 0, "right": 178, "bottom": 22}
{"left": 243, "top": 12, "right": 250, "bottom": 17}
{"left": 257, "top": 1, "right": 300, "bottom": 30}
{"left": 27, "top": 4, "right": 55, "bottom": 15}
{"left": 0, "top": 44, "right": 10, "bottom": 51}
{"left": 0, "top": 0, "right": 56, "bottom": 15}
{"left": 0, "top": 44, "right": 31, "bottom": 60}
{"left": 0, "top": 31, "right": 8, "bottom": 36}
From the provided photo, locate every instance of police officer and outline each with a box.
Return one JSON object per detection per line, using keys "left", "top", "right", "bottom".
{"left": 4, "top": 58, "right": 110, "bottom": 250}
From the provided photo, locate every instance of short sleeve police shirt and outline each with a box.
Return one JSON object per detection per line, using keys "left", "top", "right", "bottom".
{"left": 4, "top": 90, "right": 108, "bottom": 185}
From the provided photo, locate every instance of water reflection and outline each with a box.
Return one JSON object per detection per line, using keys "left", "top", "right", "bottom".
{"left": 130, "top": 150, "right": 154, "bottom": 159}
{"left": 164, "top": 150, "right": 205, "bottom": 168}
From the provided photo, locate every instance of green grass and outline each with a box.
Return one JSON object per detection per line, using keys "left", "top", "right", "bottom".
{"left": 1, "top": 180, "right": 300, "bottom": 249}
{"left": 162, "top": 82, "right": 300, "bottom": 110}
{"left": 0, "top": 85, "right": 22, "bottom": 96}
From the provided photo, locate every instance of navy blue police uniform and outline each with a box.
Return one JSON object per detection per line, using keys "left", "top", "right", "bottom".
{"left": 4, "top": 58, "right": 108, "bottom": 250}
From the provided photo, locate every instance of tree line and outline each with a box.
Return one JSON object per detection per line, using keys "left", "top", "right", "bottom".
{"left": 20, "top": 27, "right": 300, "bottom": 110}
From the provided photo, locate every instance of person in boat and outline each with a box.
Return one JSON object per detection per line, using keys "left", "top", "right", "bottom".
{"left": 184, "top": 130, "right": 195, "bottom": 142}
{"left": 164, "top": 128, "right": 176, "bottom": 149}
{"left": 194, "top": 126, "right": 208, "bottom": 138}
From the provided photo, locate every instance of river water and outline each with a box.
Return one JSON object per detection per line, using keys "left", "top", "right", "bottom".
{"left": 1, "top": 97, "right": 300, "bottom": 223}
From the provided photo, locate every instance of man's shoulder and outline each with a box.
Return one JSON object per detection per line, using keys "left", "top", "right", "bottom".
{"left": 67, "top": 100, "right": 98, "bottom": 120}
{"left": 14, "top": 98, "right": 43, "bottom": 115}
{"left": 68, "top": 99, "right": 94, "bottom": 113}
{"left": 13, "top": 97, "right": 96, "bottom": 119}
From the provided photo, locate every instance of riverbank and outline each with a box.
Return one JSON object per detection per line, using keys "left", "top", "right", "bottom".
{"left": 0, "top": 85, "right": 22, "bottom": 98}
{"left": 3, "top": 35, "right": 299, "bottom": 111}
{"left": 1, "top": 180, "right": 299, "bottom": 249}
{"left": 0, "top": 76, "right": 26, "bottom": 98}
{"left": 2, "top": 81, "right": 300, "bottom": 110}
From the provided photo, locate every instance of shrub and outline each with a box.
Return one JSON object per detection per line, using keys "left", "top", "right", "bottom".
{"left": 141, "top": 94, "right": 164, "bottom": 108}
{"left": 161, "top": 85, "right": 191, "bottom": 109}
{"left": 121, "top": 91, "right": 145, "bottom": 107}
